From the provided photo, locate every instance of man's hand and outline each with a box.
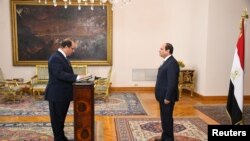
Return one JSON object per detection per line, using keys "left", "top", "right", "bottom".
{"left": 164, "top": 99, "right": 170, "bottom": 104}
{"left": 78, "top": 74, "right": 92, "bottom": 81}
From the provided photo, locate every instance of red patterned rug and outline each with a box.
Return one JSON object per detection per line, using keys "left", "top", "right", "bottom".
{"left": 115, "top": 117, "right": 207, "bottom": 141}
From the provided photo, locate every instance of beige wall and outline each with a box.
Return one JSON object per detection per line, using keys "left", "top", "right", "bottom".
{"left": 205, "top": 0, "right": 250, "bottom": 96}
{"left": 0, "top": 0, "right": 249, "bottom": 96}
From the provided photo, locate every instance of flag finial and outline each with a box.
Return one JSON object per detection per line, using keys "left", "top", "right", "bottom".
{"left": 239, "top": 9, "right": 248, "bottom": 30}
{"left": 241, "top": 8, "right": 248, "bottom": 19}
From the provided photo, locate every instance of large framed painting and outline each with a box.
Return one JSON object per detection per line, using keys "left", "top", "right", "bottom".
{"left": 10, "top": 0, "right": 113, "bottom": 66}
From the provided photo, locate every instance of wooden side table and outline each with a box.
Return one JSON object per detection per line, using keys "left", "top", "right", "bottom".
{"left": 1, "top": 78, "right": 24, "bottom": 103}
{"left": 178, "top": 69, "right": 195, "bottom": 97}
{"left": 8, "top": 78, "right": 32, "bottom": 95}
{"left": 20, "top": 81, "right": 31, "bottom": 95}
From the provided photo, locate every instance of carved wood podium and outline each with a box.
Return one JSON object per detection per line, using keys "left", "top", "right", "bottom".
{"left": 73, "top": 81, "right": 94, "bottom": 141}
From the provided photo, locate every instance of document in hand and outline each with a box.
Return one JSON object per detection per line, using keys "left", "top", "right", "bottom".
{"left": 79, "top": 74, "right": 92, "bottom": 81}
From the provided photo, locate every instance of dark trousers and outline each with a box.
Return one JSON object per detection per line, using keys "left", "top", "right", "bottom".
{"left": 48, "top": 101, "right": 70, "bottom": 141}
{"left": 159, "top": 101, "right": 175, "bottom": 141}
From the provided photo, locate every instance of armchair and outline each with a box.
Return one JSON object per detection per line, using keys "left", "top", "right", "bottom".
{"left": 178, "top": 69, "right": 195, "bottom": 97}
{"left": 30, "top": 65, "right": 49, "bottom": 98}
{"left": 0, "top": 68, "right": 23, "bottom": 102}
{"left": 72, "top": 65, "right": 88, "bottom": 75}
{"left": 94, "top": 67, "right": 112, "bottom": 101}
{"left": 30, "top": 65, "right": 88, "bottom": 98}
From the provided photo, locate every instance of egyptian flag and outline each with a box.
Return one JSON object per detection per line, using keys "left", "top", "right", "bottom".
{"left": 226, "top": 18, "right": 245, "bottom": 125}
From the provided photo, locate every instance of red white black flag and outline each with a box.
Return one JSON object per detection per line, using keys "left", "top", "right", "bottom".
{"left": 226, "top": 18, "right": 245, "bottom": 125}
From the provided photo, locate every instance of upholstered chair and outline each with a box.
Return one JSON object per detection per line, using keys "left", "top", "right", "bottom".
{"left": 0, "top": 68, "right": 23, "bottom": 102}
{"left": 30, "top": 65, "right": 49, "bottom": 98}
{"left": 30, "top": 65, "right": 88, "bottom": 99}
{"left": 94, "top": 66, "right": 112, "bottom": 101}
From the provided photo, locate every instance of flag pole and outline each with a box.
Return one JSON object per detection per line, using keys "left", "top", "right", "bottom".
{"left": 226, "top": 8, "right": 248, "bottom": 125}
{"left": 240, "top": 8, "right": 248, "bottom": 125}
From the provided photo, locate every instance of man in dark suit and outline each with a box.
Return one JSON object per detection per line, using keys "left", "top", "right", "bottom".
{"left": 155, "top": 43, "right": 180, "bottom": 141}
{"left": 45, "top": 38, "right": 86, "bottom": 141}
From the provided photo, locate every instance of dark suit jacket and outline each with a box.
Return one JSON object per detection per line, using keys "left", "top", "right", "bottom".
{"left": 155, "top": 56, "right": 180, "bottom": 103}
{"left": 45, "top": 51, "right": 77, "bottom": 101}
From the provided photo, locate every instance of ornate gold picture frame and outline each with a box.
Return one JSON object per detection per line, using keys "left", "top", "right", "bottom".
{"left": 11, "top": 0, "right": 113, "bottom": 66}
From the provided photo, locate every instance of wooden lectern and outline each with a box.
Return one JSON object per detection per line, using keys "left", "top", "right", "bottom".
{"left": 73, "top": 81, "right": 94, "bottom": 141}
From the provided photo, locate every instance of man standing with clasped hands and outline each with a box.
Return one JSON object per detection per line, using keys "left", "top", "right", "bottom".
{"left": 155, "top": 43, "right": 180, "bottom": 141}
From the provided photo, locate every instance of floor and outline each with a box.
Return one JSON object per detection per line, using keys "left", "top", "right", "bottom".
{"left": 0, "top": 90, "right": 249, "bottom": 140}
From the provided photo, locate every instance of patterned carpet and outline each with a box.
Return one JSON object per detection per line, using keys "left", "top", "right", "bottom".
{"left": 194, "top": 104, "right": 250, "bottom": 125}
{"left": 0, "top": 122, "right": 71, "bottom": 140}
{"left": 115, "top": 117, "right": 207, "bottom": 141}
{"left": 95, "top": 92, "right": 147, "bottom": 115}
{"left": 0, "top": 121, "right": 103, "bottom": 141}
{"left": 0, "top": 92, "right": 147, "bottom": 116}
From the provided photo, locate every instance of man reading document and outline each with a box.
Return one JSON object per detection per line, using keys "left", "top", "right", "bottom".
{"left": 45, "top": 38, "right": 91, "bottom": 141}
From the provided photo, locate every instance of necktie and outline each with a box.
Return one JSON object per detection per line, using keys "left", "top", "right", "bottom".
{"left": 66, "top": 58, "right": 71, "bottom": 66}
